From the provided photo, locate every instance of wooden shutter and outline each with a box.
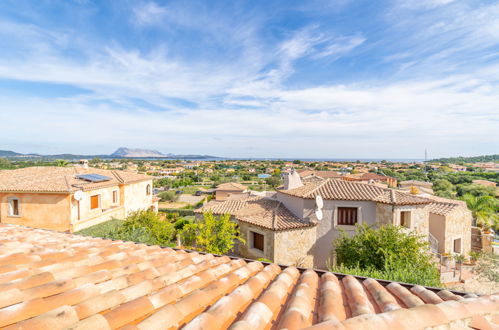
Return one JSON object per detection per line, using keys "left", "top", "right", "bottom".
{"left": 253, "top": 232, "right": 264, "bottom": 251}
{"left": 90, "top": 195, "right": 99, "bottom": 209}
{"left": 113, "top": 191, "right": 118, "bottom": 203}
{"left": 337, "top": 207, "right": 357, "bottom": 225}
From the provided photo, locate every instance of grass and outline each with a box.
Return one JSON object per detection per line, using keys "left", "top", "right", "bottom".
{"left": 75, "top": 219, "right": 123, "bottom": 238}
{"left": 330, "top": 264, "right": 441, "bottom": 287}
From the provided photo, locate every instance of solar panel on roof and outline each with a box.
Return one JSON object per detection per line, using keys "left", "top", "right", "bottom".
{"left": 76, "top": 173, "right": 112, "bottom": 183}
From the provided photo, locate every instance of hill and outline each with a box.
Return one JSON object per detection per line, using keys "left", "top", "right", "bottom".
{"left": 431, "top": 154, "right": 499, "bottom": 163}
{"left": 111, "top": 147, "right": 165, "bottom": 158}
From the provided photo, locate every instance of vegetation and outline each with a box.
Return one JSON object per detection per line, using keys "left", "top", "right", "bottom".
{"left": 461, "top": 194, "right": 498, "bottom": 231}
{"left": 331, "top": 224, "right": 440, "bottom": 287}
{"left": 179, "top": 212, "right": 244, "bottom": 254}
{"left": 431, "top": 154, "right": 499, "bottom": 164}
{"left": 157, "top": 190, "right": 179, "bottom": 202}
{"left": 474, "top": 253, "right": 499, "bottom": 282}
{"left": 76, "top": 210, "right": 176, "bottom": 246}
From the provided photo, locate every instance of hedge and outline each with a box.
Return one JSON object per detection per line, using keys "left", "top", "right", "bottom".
{"left": 159, "top": 208, "right": 196, "bottom": 216}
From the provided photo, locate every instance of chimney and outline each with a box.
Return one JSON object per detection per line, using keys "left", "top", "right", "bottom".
{"left": 283, "top": 170, "right": 304, "bottom": 190}
{"left": 78, "top": 159, "right": 89, "bottom": 168}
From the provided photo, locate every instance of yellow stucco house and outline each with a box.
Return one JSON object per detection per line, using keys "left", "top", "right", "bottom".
{"left": 0, "top": 166, "right": 157, "bottom": 232}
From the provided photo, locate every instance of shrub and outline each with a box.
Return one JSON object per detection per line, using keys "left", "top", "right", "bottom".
{"left": 174, "top": 218, "right": 191, "bottom": 231}
{"left": 158, "top": 190, "right": 179, "bottom": 202}
{"left": 117, "top": 210, "right": 175, "bottom": 246}
{"left": 159, "top": 209, "right": 195, "bottom": 217}
{"left": 331, "top": 224, "right": 440, "bottom": 287}
{"left": 179, "top": 212, "right": 244, "bottom": 254}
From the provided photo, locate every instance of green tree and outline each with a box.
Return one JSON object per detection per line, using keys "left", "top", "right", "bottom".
{"left": 265, "top": 176, "right": 281, "bottom": 188}
{"left": 332, "top": 224, "right": 440, "bottom": 286}
{"left": 118, "top": 209, "right": 175, "bottom": 246}
{"left": 433, "top": 179, "right": 455, "bottom": 198}
{"left": 181, "top": 213, "right": 244, "bottom": 254}
{"left": 461, "top": 194, "right": 498, "bottom": 230}
{"left": 158, "top": 190, "right": 179, "bottom": 202}
{"left": 456, "top": 183, "right": 496, "bottom": 197}
{"left": 54, "top": 159, "right": 69, "bottom": 167}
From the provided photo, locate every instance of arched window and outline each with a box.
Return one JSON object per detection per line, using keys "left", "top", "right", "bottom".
{"left": 146, "top": 184, "right": 151, "bottom": 195}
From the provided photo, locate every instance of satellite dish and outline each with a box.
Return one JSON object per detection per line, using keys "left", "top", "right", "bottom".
{"left": 315, "top": 195, "right": 323, "bottom": 209}
{"left": 315, "top": 208, "right": 323, "bottom": 221}
{"left": 74, "top": 190, "right": 84, "bottom": 201}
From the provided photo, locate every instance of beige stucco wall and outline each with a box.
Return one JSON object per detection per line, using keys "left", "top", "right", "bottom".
{"left": 276, "top": 192, "right": 305, "bottom": 218}
{"left": 429, "top": 213, "right": 446, "bottom": 254}
{"left": 0, "top": 192, "right": 71, "bottom": 231}
{"left": 0, "top": 179, "right": 153, "bottom": 233}
{"left": 307, "top": 200, "right": 378, "bottom": 269}
{"left": 123, "top": 180, "right": 153, "bottom": 215}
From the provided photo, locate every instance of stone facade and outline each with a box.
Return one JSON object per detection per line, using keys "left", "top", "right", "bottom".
{"left": 234, "top": 221, "right": 275, "bottom": 261}
{"left": 273, "top": 226, "right": 316, "bottom": 268}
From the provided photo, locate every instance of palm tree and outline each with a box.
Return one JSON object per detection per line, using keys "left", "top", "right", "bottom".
{"left": 55, "top": 159, "right": 69, "bottom": 167}
{"left": 461, "top": 194, "right": 498, "bottom": 231}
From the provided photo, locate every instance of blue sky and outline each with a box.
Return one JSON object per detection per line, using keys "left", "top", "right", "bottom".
{"left": 0, "top": 0, "right": 498, "bottom": 158}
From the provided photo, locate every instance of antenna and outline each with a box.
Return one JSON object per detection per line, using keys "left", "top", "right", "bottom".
{"left": 424, "top": 149, "right": 428, "bottom": 174}
{"left": 315, "top": 195, "right": 324, "bottom": 221}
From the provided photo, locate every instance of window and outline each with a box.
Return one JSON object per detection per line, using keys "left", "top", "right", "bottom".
{"left": 90, "top": 195, "right": 100, "bottom": 210}
{"left": 113, "top": 190, "right": 118, "bottom": 204}
{"left": 251, "top": 232, "right": 264, "bottom": 252}
{"left": 400, "top": 211, "right": 411, "bottom": 228}
{"left": 337, "top": 207, "right": 358, "bottom": 226}
{"left": 146, "top": 184, "right": 151, "bottom": 195}
{"left": 8, "top": 198, "right": 20, "bottom": 216}
{"left": 453, "top": 238, "right": 462, "bottom": 253}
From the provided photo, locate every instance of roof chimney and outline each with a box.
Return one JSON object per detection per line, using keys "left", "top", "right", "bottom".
{"left": 283, "top": 170, "right": 304, "bottom": 190}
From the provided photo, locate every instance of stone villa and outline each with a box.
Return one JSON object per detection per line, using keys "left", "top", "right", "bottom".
{"left": 0, "top": 166, "right": 157, "bottom": 232}
{"left": 198, "top": 171, "right": 472, "bottom": 268}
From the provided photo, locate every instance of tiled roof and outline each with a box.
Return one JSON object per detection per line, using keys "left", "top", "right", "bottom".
{"left": 0, "top": 166, "right": 151, "bottom": 193}
{"left": 216, "top": 182, "right": 248, "bottom": 191}
{"left": 0, "top": 224, "right": 497, "bottom": 330}
{"left": 280, "top": 179, "right": 431, "bottom": 205}
{"left": 360, "top": 172, "right": 395, "bottom": 181}
{"left": 298, "top": 170, "right": 341, "bottom": 179}
{"left": 196, "top": 197, "right": 314, "bottom": 230}
{"left": 424, "top": 195, "right": 467, "bottom": 216}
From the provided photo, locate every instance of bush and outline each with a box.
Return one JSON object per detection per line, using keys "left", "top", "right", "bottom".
{"left": 159, "top": 209, "right": 195, "bottom": 216}
{"left": 118, "top": 210, "right": 175, "bottom": 246}
{"left": 174, "top": 218, "right": 191, "bottom": 230}
{"left": 158, "top": 190, "right": 179, "bottom": 202}
{"left": 331, "top": 224, "right": 440, "bottom": 287}
{"left": 179, "top": 212, "right": 244, "bottom": 254}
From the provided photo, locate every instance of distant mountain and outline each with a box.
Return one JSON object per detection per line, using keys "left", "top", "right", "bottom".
{"left": 0, "top": 150, "right": 22, "bottom": 157}
{"left": 0, "top": 148, "right": 221, "bottom": 160}
{"left": 111, "top": 147, "right": 165, "bottom": 158}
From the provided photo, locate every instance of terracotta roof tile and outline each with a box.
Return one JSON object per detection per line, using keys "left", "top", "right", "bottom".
{"left": 0, "top": 224, "right": 497, "bottom": 329}
{"left": 279, "top": 179, "right": 431, "bottom": 205}
{"left": 197, "top": 197, "right": 315, "bottom": 230}
{"left": 0, "top": 166, "right": 151, "bottom": 193}
{"left": 216, "top": 182, "right": 248, "bottom": 191}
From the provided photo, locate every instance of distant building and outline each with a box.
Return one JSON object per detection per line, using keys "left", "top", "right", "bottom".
{"left": 214, "top": 182, "right": 248, "bottom": 201}
{"left": 472, "top": 179, "right": 497, "bottom": 187}
{"left": 0, "top": 166, "right": 156, "bottom": 232}
{"left": 400, "top": 180, "right": 434, "bottom": 195}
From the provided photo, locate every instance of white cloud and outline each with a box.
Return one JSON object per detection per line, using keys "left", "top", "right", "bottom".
{"left": 0, "top": 1, "right": 498, "bottom": 157}
{"left": 132, "top": 2, "right": 168, "bottom": 26}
